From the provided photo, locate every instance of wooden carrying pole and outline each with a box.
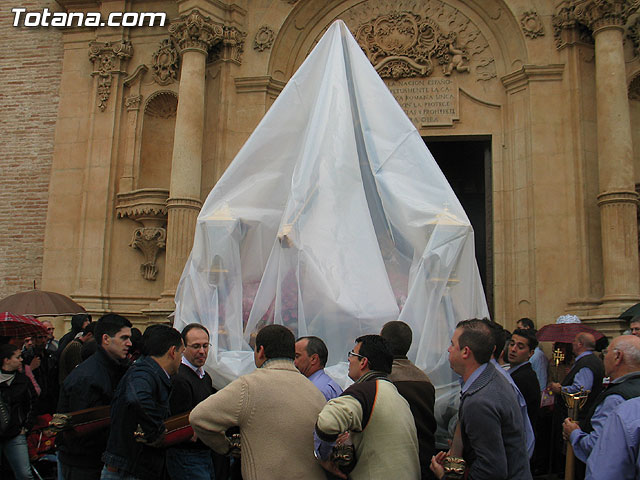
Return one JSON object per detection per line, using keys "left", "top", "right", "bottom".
{"left": 562, "top": 390, "right": 589, "bottom": 480}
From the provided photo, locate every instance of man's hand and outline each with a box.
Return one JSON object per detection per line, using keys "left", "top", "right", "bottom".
{"left": 549, "top": 382, "right": 562, "bottom": 395}
{"left": 562, "top": 418, "right": 580, "bottom": 441}
{"left": 430, "top": 451, "right": 448, "bottom": 480}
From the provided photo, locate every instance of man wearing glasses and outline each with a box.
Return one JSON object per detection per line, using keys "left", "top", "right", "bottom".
{"left": 167, "top": 323, "right": 224, "bottom": 480}
{"left": 315, "top": 335, "right": 420, "bottom": 479}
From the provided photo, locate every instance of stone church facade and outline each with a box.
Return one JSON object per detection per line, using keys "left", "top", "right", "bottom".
{"left": 2, "top": 0, "right": 640, "bottom": 334}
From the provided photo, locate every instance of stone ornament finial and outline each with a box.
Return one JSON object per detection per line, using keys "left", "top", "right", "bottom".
{"left": 254, "top": 26, "right": 275, "bottom": 52}
{"left": 521, "top": 11, "right": 545, "bottom": 38}
{"left": 88, "top": 40, "right": 133, "bottom": 111}
{"left": 169, "top": 10, "right": 225, "bottom": 55}
{"left": 130, "top": 227, "right": 167, "bottom": 281}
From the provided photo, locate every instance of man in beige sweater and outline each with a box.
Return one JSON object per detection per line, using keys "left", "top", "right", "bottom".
{"left": 190, "top": 324, "right": 327, "bottom": 480}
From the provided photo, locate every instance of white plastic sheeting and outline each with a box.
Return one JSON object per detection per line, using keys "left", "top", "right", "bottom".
{"left": 174, "top": 20, "right": 489, "bottom": 427}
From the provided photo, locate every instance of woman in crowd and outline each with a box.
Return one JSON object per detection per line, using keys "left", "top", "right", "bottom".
{"left": 0, "top": 343, "right": 35, "bottom": 479}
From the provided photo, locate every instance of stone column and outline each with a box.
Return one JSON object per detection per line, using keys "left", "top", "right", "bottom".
{"left": 150, "top": 11, "right": 224, "bottom": 314}
{"left": 575, "top": 1, "right": 639, "bottom": 308}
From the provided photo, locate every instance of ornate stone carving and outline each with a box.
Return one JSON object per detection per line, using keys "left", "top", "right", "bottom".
{"left": 152, "top": 39, "right": 179, "bottom": 85}
{"left": 630, "top": 73, "right": 640, "bottom": 100}
{"left": 629, "top": 17, "right": 640, "bottom": 57}
{"left": 254, "top": 26, "right": 275, "bottom": 52}
{"left": 521, "top": 11, "right": 545, "bottom": 38}
{"left": 130, "top": 227, "right": 166, "bottom": 281}
{"left": 354, "top": 12, "right": 469, "bottom": 78}
{"left": 554, "top": 0, "right": 639, "bottom": 47}
{"left": 341, "top": 1, "right": 495, "bottom": 82}
{"left": 88, "top": 40, "right": 133, "bottom": 111}
{"left": 125, "top": 95, "right": 142, "bottom": 111}
{"left": 169, "top": 10, "right": 225, "bottom": 54}
{"left": 116, "top": 189, "right": 169, "bottom": 281}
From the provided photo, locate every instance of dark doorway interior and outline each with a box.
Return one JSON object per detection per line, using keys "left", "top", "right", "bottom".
{"left": 423, "top": 137, "right": 493, "bottom": 316}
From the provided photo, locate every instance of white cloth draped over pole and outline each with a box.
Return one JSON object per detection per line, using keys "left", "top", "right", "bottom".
{"left": 174, "top": 19, "right": 489, "bottom": 435}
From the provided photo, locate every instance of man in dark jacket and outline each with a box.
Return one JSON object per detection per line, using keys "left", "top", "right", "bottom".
{"left": 166, "top": 323, "right": 225, "bottom": 480}
{"left": 508, "top": 328, "right": 541, "bottom": 427}
{"left": 381, "top": 321, "right": 436, "bottom": 480}
{"left": 58, "top": 313, "right": 92, "bottom": 357}
{"left": 57, "top": 313, "right": 132, "bottom": 479}
{"left": 431, "top": 319, "right": 532, "bottom": 480}
{"left": 102, "top": 325, "right": 184, "bottom": 480}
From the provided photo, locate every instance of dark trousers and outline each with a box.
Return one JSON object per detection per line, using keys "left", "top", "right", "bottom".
{"left": 60, "top": 462, "right": 102, "bottom": 480}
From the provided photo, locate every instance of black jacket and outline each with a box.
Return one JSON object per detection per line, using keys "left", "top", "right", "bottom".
{"left": 0, "top": 371, "right": 36, "bottom": 440}
{"left": 57, "top": 347, "right": 129, "bottom": 467}
{"left": 509, "top": 362, "right": 541, "bottom": 427}
{"left": 103, "top": 355, "right": 172, "bottom": 480}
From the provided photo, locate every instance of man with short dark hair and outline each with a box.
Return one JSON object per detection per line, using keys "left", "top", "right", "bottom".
{"left": 431, "top": 319, "right": 532, "bottom": 480}
{"left": 630, "top": 316, "right": 640, "bottom": 338}
{"left": 102, "top": 324, "right": 184, "bottom": 480}
{"left": 316, "top": 334, "right": 420, "bottom": 479}
{"left": 516, "top": 318, "right": 548, "bottom": 391}
{"left": 58, "top": 313, "right": 132, "bottom": 480}
{"left": 380, "top": 321, "right": 436, "bottom": 480}
{"left": 59, "top": 321, "right": 96, "bottom": 384}
{"left": 166, "top": 323, "right": 223, "bottom": 480}
{"left": 58, "top": 313, "right": 92, "bottom": 355}
{"left": 190, "top": 324, "right": 326, "bottom": 480}
{"left": 562, "top": 335, "right": 640, "bottom": 463}
{"left": 508, "top": 328, "right": 541, "bottom": 427}
{"left": 295, "top": 336, "right": 342, "bottom": 401}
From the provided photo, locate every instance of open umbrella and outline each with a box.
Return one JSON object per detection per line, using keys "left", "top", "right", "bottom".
{"left": 537, "top": 323, "right": 604, "bottom": 343}
{"left": 0, "top": 289, "right": 86, "bottom": 317}
{"left": 0, "top": 312, "right": 48, "bottom": 338}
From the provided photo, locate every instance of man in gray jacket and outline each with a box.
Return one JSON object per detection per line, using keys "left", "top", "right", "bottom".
{"left": 431, "top": 319, "right": 532, "bottom": 480}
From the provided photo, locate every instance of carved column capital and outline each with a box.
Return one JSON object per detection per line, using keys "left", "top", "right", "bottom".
{"left": 125, "top": 95, "right": 142, "bottom": 111}
{"left": 572, "top": 0, "right": 638, "bottom": 32}
{"left": 169, "top": 10, "right": 224, "bottom": 55}
{"left": 88, "top": 40, "right": 133, "bottom": 111}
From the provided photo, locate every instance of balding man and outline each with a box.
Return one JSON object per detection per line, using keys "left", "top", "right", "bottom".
{"left": 550, "top": 332, "right": 604, "bottom": 422}
{"left": 562, "top": 335, "right": 640, "bottom": 463}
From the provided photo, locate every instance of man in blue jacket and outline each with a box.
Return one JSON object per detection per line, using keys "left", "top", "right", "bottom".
{"left": 101, "top": 324, "right": 184, "bottom": 480}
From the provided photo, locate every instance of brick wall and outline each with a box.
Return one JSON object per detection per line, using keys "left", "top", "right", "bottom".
{"left": 0, "top": 1, "right": 63, "bottom": 298}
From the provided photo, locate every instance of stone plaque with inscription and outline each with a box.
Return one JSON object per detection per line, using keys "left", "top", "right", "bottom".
{"left": 386, "top": 77, "right": 459, "bottom": 127}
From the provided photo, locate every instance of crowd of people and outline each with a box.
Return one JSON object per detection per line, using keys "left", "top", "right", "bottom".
{"left": 0, "top": 313, "right": 639, "bottom": 480}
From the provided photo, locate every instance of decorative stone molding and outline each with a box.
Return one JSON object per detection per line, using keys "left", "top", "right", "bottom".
{"left": 88, "top": 40, "right": 133, "bottom": 111}
{"left": 254, "top": 26, "right": 275, "bottom": 52}
{"left": 125, "top": 95, "right": 142, "bottom": 111}
{"left": 630, "top": 73, "right": 640, "bottom": 99}
{"left": 130, "top": 227, "right": 167, "bottom": 281}
{"left": 235, "top": 76, "right": 286, "bottom": 99}
{"left": 341, "top": 1, "right": 495, "bottom": 82}
{"left": 152, "top": 39, "right": 179, "bottom": 85}
{"left": 116, "top": 189, "right": 169, "bottom": 281}
{"left": 169, "top": 10, "right": 224, "bottom": 55}
{"left": 629, "top": 17, "right": 640, "bottom": 57}
{"left": 552, "top": 2, "right": 593, "bottom": 48}
{"left": 521, "top": 11, "right": 545, "bottom": 38}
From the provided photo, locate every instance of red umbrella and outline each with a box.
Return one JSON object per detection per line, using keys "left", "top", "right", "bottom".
{"left": 537, "top": 323, "right": 604, "bottom": 343}
{"left": 0, "top": 312, "right": 48, "bottom": 338}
